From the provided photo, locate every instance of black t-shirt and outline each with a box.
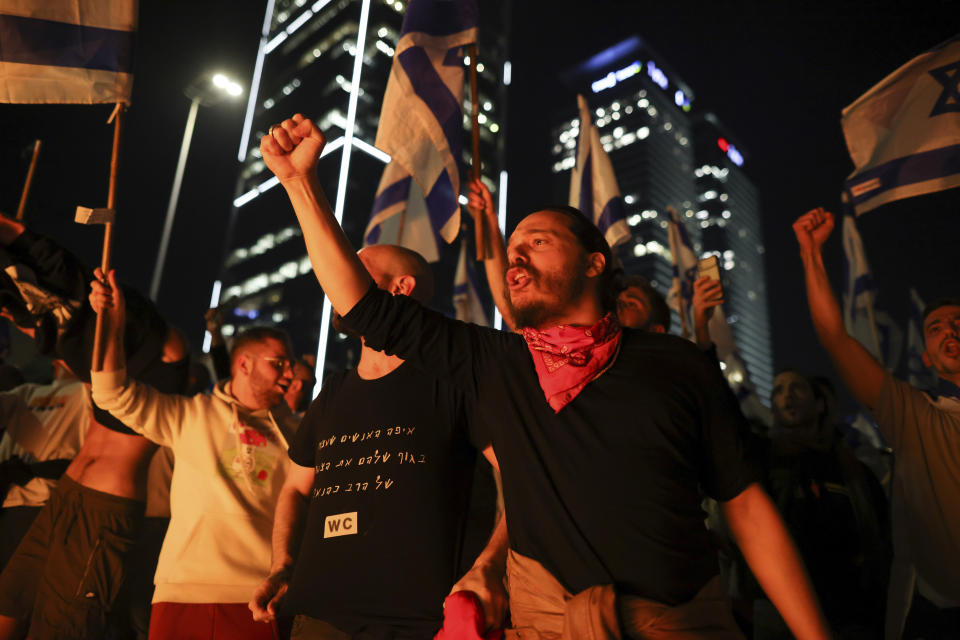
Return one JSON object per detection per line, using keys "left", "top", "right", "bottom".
{"left": 285, "top": 362, "right": 483, "bottom": 637}
{"left": 765, "top": 445, "right": 889, "bottom": 627}
{"left": 343, "top": 287, "right": 760, "bottom": 606}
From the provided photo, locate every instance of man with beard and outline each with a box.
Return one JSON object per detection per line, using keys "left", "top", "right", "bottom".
{"left": 468, "top": 179, "right": 670, "bottom": 335}
{"left": 249, "top": 244, "right": 505, "bottom": 639}
{"left": 794, "top": 208, "right": 960, "bottom": 638}
{"left": 89, "top": 269, "right": 300, "bottom": 640}
{"left": 260, "top": 114, "right": 830, "bottom": 639}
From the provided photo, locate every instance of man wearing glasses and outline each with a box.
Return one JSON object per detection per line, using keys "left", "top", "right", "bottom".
{"left": 88, "top": 269, "right": 301, "bottom": 640}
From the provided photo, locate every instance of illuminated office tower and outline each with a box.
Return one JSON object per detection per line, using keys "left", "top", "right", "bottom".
{"left": 692, "top": 114, "right": 773, "bottom": 399}
{"left": 215, "top": 0, "right": 510, "bottom": 379}
{"left": 550, "top": 37, "right": 773, "bottom": 400}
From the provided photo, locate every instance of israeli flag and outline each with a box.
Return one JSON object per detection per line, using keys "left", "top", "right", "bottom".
{"left": 906, "top": 287, "right": 936, "bottom": 389}
{"left": 841, "top": 214, "right": 902, "bottom": 368}
{"left": 666, "top": 207, "right": 768, "bottom": 416}
{"left": 453, "top": 236, "right": 488, "bottom": 326}
{"left": 842, "top": 36, "right": 960, "bottom": 215}
{"left": 365, "top": 161, "right": 440, "bottom": 262}
{"left": 665, "top": 206, "right": 698, "bottom": 330}
{"left": 0, "top": 0, "right": 136, "bottom": 104}
{"left": 367, "top": 0, "right": 477, "bottom": 253}
{"left": 569, "top": 95, "right": 631, "bottom": 248}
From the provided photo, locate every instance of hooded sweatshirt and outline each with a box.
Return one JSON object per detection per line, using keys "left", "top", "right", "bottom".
{"left": 91, "top": 368, "right": 299, "bottom": 603}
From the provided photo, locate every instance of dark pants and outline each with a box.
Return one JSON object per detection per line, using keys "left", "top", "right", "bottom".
{"left": 902, "top": 591, "right": 960, "bottom": 639}
{"left": 0, "top": 476, "right": 143, "bottom": 640}
{"left": 0, "top": 505, "right": 41, "bottom": 570}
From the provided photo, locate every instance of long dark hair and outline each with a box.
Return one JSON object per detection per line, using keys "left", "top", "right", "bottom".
{"left": 539, "top": 205, "right": 621, "bottom": 312}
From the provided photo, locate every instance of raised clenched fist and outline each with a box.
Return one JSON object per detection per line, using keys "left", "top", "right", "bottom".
{"left": 260, "top": 114, "right": 327, "bottom": 182}
{"left": 792, "top": 207, "right": 834, "bottom": 254}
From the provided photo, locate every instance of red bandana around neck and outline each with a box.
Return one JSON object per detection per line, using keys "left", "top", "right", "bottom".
{"left": 521, "top": 313, "right": 622, "bottom": 413}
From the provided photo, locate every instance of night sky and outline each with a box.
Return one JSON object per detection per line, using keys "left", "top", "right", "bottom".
{"left": 0, "top": 1, "right": 956, "bottom": 411}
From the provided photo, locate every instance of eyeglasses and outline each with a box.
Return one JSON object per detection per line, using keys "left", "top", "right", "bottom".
{"left": 256, "top": 356, "right": 293, "bottom": 372}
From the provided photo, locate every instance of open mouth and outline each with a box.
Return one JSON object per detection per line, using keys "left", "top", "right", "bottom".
{"left": 943, "top": 339, "right": 960, "bottom": 358}
{"left": 506, "top": 267, "right": 532, "bottom": 291}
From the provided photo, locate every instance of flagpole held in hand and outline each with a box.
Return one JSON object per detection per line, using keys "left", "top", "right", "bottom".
{"left": 16, "top": 140, "right": 42, "bottom": 221}
{"left": 91, "top": 103, "right": 125, "bottom": 372}
{"left": 468, "top": 44, "right": 488, "bottom": 260}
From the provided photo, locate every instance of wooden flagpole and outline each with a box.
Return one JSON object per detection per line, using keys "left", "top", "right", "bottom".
{"left": 16, "top": 140, "right": 42, "bottom": 221}
{"left": 92, "top": 104, "right": 124, "bottom": 371}
{"left": 468, "top": 44, "right": 488, "bottom": 260}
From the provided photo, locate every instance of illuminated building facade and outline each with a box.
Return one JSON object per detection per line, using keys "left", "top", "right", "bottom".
{"left": 214, "top": 0, "right": 510, "bottom": 380}
{"left": 550, "top": 37, "right": 773, "bottom": 400}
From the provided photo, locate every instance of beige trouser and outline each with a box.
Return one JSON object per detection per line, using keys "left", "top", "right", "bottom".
{"left": 505, "top": 550, "right": 744, "bottom": 640}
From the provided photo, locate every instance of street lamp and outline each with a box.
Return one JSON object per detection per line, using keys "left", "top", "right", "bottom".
{"left": 149, "top": 72, "right": 243, "bottom": 302}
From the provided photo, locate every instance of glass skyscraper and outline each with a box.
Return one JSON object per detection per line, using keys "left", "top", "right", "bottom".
{"left": 214, "top": 0, "right": 510, "bottom": 381}
{"left": 549, "top": 36, "right": 774, "bottom": 401}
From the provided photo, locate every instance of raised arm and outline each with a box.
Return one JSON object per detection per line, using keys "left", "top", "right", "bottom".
{"left": 793, "top": 208, "right": 884, "bottom": 409}
{"left": 261, "top": 114, "right": 372, "bottom": 314}
{"left": 249, "top": 462, "right": 314, "bottom": 622}
{"left": 467, "top": 178, "right": 513, "bottom": 331}
{"left": 692, "top": 276, "right": 723, "bottom": 351}
{"left": 723, "top": 483, "right": 832, "bottom": 640}
{"left": 90, "top": 268, "right": 126, "bottom": 374}
{"left": 88, "top": 270, "right": 187, "bottom": 446}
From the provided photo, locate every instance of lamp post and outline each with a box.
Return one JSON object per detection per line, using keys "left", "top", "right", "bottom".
{"left": 149, "top": 72, "right": 243, "bottom": 302}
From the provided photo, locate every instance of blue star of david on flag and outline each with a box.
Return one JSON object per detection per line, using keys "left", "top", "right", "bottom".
{"left": 929, "top": 59, "right": 960, "bottom": 116}
{"left": 842, "top": 35, "right": 960, "bottom": 215}
{"left": 365, "top": 0, "right": 478, "bottom": 259}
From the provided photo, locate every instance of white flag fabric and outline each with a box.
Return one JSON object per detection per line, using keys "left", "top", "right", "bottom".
{"left": 453, "top": 236, "right": 488, "bottom": 326}
{"left": 366, "top": 0, "right": 477, "bottom": 252}
{"left": 364, "top": 161, "right": 440, "bottom": 262}
{"left": 666, "top": 207, "right": 769, "bottom": 420}
{"left": 841, "top": 214, "right": 902, "bottom": 368}
{"left": 665, "top": 207, "right": 697, "bottom": 329}
{"left": 0, "top": 0, "right": 136, "bottom": 104}
{"left": 906, "top": 287, "right": 936, "bottom": 389}
{"left": 842, "top": 36, "right": 960, "bottom": 214}
{"left": 569, "top": 94, "right": 631, "bottom": 248}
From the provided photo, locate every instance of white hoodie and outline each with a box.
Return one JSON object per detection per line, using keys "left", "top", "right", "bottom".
{"left": 91, "top": 368, "right": 299, "bottom": 603}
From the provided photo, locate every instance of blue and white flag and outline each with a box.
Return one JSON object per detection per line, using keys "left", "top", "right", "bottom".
{"left": 453, "top": 235, "right": 488, "bottom": 326}
{"left": 842, "top": 36, "right": 960, "bottom": 215}
{"left": 365, "top": 161, "right": 440, "bottom": 262}
{"left": 841, "top": 214, "right": 902, "bottom": 368}
{"left": 0, "top": 0, "right": 136, "bottom": 104}
{"left": 666, "top": 207, "right": 769, "bottom": 419}
{"left": 906, "top": 287, "right": 936, "bottom": 389}
{"left": 665, "top": 207, "right": 697, "bottom": 333}
{"left": 569, "top": 94, "right": 631, "bottom": 248}
{"left": 367, "top": 0, "right": 477, "bottom": 253}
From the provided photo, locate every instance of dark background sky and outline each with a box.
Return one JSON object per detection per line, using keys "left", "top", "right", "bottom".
{"left": 1, "top": 1, "right": 956, "bottom": 410}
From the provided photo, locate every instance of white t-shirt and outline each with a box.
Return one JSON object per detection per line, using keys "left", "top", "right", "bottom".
{"left": 0, "top": 376, "right": 90, "bottom": 507}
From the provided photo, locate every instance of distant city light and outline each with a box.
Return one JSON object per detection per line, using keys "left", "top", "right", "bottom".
{"left": 647, "top": 60, "right": 668, "bottom": 90}
{"left": 590, "top": 60, "right": 641, "bottom": 93}
{"left": 717, "top": 137, "right": 744, "bottom": 166}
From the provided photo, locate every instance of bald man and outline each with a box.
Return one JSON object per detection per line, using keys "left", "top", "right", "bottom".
{"left": 250, "top": 245, "right": 505, "bottom": 640}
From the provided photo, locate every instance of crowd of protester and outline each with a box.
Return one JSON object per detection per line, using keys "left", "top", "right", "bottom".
{"left": 0, "top": 115, "right": 955, "bottom": 640}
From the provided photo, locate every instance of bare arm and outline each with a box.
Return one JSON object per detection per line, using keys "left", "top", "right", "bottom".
{"left": 449, "top": 446, "right": 508, "bottom": 630}
{"left": 89, "top": 268, "right": 125, "bottom": 373}
{"left": 793, "top": 209, "right": 884, "bottom": 409}
{"left": 261, "top": 115, "right": 372, "bottom": 314}
{"left": 249, "top": 462, "right": 314, "bottom": 622}
{"left": 692, "top": 276, "right": 723, "bottom": 351}
{"left": 723, "top": 483, "right": 831, "bottom": 640}
{"left": 467, "top": 179, "right": 514, "bottom": 331}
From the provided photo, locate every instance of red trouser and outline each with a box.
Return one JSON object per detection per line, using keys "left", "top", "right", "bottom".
{"left": 149, "top": 602, "right": 290, "bottom": 640}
